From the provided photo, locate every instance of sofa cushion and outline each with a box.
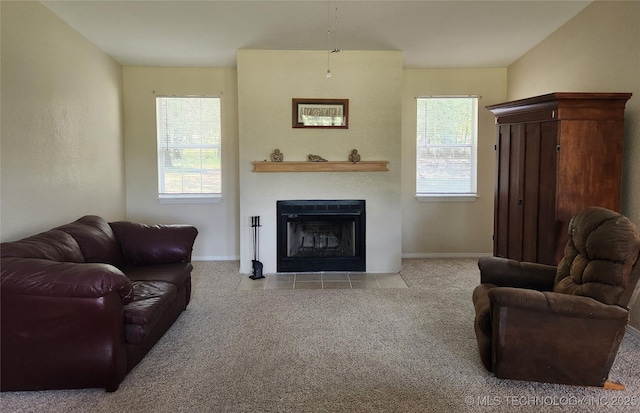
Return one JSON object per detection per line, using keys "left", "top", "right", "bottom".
{"left": 0, "top": 230, "right": 85, "bottom": 263}
{"left": 55, "top": 215, "right": 126, "bottom": 268}
{"left": 124, "top": 262, "right": 193, "bottom": 287}
{"left": 124, "top": 281, "right": 177, "bottom": 345}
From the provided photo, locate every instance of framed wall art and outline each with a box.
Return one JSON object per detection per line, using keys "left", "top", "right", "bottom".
{"left": 292, "top": 98, "right": 349, "bottom": 128}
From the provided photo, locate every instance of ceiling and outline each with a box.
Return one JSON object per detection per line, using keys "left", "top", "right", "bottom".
{"left": 41, "top": 0, "right": 592, "bottom": 68}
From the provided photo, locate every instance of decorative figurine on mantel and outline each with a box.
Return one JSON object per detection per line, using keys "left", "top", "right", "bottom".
{"left": 271, "top": 149, "right": 284, "bottom": 162}
{"left": 308, "top": 154, "right": 328, "bottom": 162}
{"left": 349, "top": 149, "right": 361, "bottom": 163}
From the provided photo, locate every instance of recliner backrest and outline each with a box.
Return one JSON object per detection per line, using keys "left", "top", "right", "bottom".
{"left": 553, "top": 207, "right": 640, "bottom": 308}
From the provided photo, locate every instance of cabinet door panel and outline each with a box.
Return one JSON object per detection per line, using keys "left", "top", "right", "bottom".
{"left": 494, "top": 122, "right": 558, "bottom": 264}
{"left": 506, "top": 124, "right": 525, "bottom": 261}
{"left": 522, "top": 123, "right": 541, "bottom": 262}
{"left": 495, "top": 125, "right": 512, "bottom": 258}
{"left": 537, "top": 122, "right": 559, "bottom": 265}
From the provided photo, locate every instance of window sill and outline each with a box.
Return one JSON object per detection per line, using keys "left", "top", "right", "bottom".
{"left": 415, "top": 194, "right": 478, "bottom": 203}
{"left": 158, "top": 194, "right": 222, "bottom": 204}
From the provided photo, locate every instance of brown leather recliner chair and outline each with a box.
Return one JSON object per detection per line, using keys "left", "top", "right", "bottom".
{"left": 473, "top": 207, "right": 640, "bottom": 388}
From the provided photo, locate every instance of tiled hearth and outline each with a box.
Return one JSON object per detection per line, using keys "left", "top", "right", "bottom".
{"left": 237, "top": 272, "right": 408, "bottom": 291}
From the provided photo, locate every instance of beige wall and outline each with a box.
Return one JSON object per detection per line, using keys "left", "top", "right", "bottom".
{"left": 401, "top": 69, "right": 507, "bottom": 257}
{"left": 237, "top": 50, "right": 403, "bottom": 274}
{"left": 6, "top": 2, "right": 639, "bottom": 329}
{"left": 122, "top": 67, "right": 239, "bottom": 260}
{"left": 0, "top": 1, "right": 125, "bottom": 241}
{"left": 507, "top": 1, "right": 640, "bottom": 328}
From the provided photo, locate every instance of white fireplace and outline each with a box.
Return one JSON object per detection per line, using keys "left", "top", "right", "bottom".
{"left": 237, "top": 49, "right": 403, "bottom": 274}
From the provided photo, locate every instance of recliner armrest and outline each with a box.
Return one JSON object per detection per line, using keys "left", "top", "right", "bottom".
{"left": 489, "top": 287, "right": 628, "bottom": 320}
{"left": 487, "top": 286, "right": 629, "bottom": 387}
{"left": 478, "top": 256, "right": 556, "bottom": 291}
{"left": 110, "top": 221, "right": 198, "bottom": 266}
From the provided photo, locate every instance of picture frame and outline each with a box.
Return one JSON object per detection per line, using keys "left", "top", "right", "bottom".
{"left": 292, "top": 98, "right": 349, "bottom": 128}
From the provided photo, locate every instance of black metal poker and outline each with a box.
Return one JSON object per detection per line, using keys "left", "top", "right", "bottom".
{"left": 249, "top": 216, "right": 264, "bottom": 279}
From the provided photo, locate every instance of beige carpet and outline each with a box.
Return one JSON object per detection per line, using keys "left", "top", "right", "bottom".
{"left": 2, "top": 259, "right": 639, "bottom": 412}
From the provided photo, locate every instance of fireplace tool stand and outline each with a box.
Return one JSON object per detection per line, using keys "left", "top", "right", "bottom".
{"left": 249, "top": 216, "right": 264, "bottom": 279}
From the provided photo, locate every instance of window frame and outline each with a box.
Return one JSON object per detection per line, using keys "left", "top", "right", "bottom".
{"left": 415, "top": 95, "right": 479, "bottom": 202}
{"left": 155, "top": 95, "right": 223, "bottom": 204}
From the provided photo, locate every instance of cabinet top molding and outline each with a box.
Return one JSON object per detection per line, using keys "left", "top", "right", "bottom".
{"left": 486, "top": 92, "right": 632, "bottom": 124}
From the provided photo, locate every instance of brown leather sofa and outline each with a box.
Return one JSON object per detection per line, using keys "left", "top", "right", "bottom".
{"left": 1, "top": 215, "right": 198, "bottom": 392}
{"left": 473, "top": 207, "right": 640, "bottom": 388}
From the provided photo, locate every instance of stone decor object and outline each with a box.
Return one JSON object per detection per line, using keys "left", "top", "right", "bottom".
{"left": 349, "top": 149, "right": 361, "bottom": 163}
{"left": 271, "top": 149, "right": 284, "bottom": 162}
{"left": 308, "top": 154, "right": 328, "bottom": 162}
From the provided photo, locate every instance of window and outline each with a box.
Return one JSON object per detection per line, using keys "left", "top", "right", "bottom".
{"left": 156, "top": 96, "right": 222, "bottom": 201}
{"left": 416, "top": 96, "right": 478, "bottom": 199}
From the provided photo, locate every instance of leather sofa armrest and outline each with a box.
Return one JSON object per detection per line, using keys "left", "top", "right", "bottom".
{"left": 489, "top": 287, "right": 628, "bottom": 320}
{"left": 109, "top": 221, "right": 198, "bottom": 266}
{"left": 1, "top": 257, "right": 134, "bottom": 304}
{"left": 1, "top": 257, "right": 132, "bottom": 392}
{"left": 478, "top": 256, "right": 556, "bottom": 291}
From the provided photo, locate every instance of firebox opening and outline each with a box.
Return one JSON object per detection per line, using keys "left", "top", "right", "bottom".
{"left": 287, "top": 219, "right": 355, "bottom": 258}
{"left": 277, "top": 200, "right": 365, "bottom": 272}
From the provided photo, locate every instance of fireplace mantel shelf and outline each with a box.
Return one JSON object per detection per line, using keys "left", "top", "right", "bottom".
{"left": 252, "top": 161, "right": 389, "bottom": 172}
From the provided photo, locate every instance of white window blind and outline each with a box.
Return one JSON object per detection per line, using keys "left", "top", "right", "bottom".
{"left": 156, "top": 96, "right": 222, "bottom": 199}
{"left": 416, "top": 96, "right": 478, "bottom": 196}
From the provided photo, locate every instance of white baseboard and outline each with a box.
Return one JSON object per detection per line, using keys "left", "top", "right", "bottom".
{"left": 627, "top": 325, "right": 640, "bottom": 339}
{"left": 193, "top": 256, "right": 240, "bottom": 261}
{"left": 401, "top": 253, "right": 493, "bottom": 259}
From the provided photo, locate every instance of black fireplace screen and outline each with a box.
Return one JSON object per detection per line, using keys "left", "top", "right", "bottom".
{"left": 277, "top": 200, "right": 365, "bottom": 272}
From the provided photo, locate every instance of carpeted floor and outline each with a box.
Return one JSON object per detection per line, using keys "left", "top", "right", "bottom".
{"left": 2, "top": 259, "right": 639, "bottom": 412}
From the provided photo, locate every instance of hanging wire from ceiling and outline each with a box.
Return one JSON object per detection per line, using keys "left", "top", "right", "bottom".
{"left": 326, "top": 2, "right": 341, "bottom": 79}
{"left": 326, "top": 6, "right": 331, "bottom": 79}
{"left": 332, "top": 3, "right": 341, "bottom": 54}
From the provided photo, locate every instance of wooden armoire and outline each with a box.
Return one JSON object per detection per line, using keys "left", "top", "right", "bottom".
{"left": 486, "top": 92, "right": 632, "bottom": 265}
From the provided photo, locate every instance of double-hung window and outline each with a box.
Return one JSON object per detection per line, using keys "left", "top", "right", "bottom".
{"left": 416, "top": 96, "right": 478, "bottom": 200}
{"left": 156, "top": 96, "right": 222, "bottom": 202}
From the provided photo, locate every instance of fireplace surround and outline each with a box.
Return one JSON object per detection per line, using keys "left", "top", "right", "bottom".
{"left": 277, "top": 200, "right": 366, "bottom": 272}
